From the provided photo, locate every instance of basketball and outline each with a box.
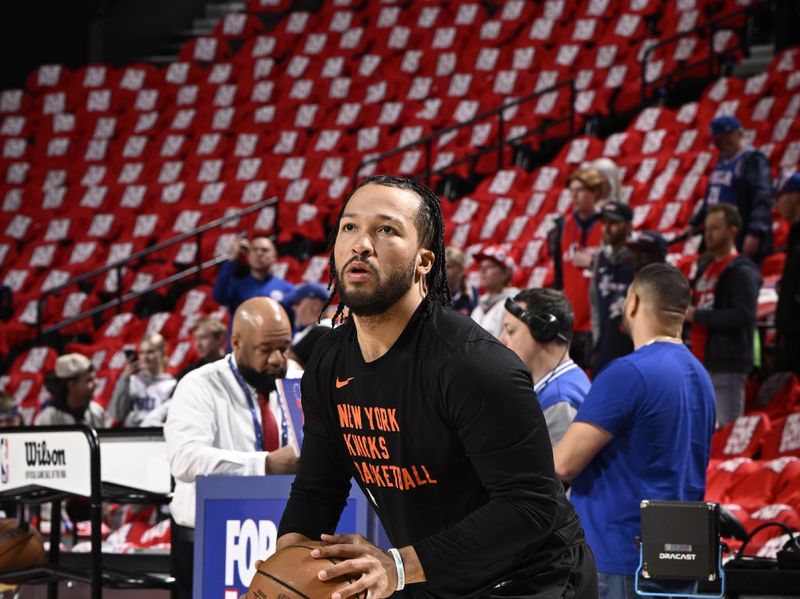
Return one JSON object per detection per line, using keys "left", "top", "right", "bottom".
{"left": 245, "top": 541, "right": 366, "bottom": 599}
{"left": 0, "top": 520, "right": 45, "bottom": 577}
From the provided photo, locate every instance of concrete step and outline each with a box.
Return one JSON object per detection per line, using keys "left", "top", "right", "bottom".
{"left": 177, "top": 27, "right": 215, "bottom": 37}
{"left": 734, "top": 43, "right": 774, "bottom": 78}
{"left": 749, "top": 43, "right": 775, "bottom": 59}
{"left": 206, "top": 2, "right": 246, "bottom": 18}
{"left": 193, "top": 17, "right": 220, "bottom": 30}
{"left": 144, "top": 55, "right": 178, "bottom": 66}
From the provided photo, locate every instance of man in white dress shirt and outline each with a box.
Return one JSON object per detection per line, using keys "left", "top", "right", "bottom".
{"left": 165, "top": 296, "right": 299, "bottom": 597}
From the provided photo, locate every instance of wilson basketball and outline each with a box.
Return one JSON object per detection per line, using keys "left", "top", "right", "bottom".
{"left": 246, "top": 541, "right": 366, "bottom": 599}
{"left": 0, "top": 520, "right": 45, "bottom": 577}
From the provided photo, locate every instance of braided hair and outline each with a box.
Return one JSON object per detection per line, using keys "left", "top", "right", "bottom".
{"left": 320, "top": 175, "right": 452, "bottom": 324}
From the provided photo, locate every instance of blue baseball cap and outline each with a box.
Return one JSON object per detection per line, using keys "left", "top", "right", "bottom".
{"left": 774, "top": 171, "right": 800, "bottom": 196}
{"left": 287, "top": 282, "right": 329, "bottom": 306}
{"left": 710, "top": 115, "right": 742, "bottom": 136}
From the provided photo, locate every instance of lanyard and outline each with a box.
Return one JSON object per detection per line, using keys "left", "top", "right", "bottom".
{"left": 228, "top": 356, "right": 288, "bottom": 451}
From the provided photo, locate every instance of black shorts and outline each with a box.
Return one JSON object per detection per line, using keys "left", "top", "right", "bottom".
{"left": 485, "top": 542, "right": 598, "bottom": 599}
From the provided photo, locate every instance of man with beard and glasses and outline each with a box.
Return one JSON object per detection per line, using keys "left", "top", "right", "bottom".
{"left": 553, "top": 264, "right": 715, "bottom": 599}
{"left": 165, "top": 296, "right": 299, "bottom": 598}
{"left": 275, "top": 175, "right": 597, "bottom": 599}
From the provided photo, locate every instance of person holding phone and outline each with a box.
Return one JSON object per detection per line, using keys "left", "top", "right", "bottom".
{"left": 212, "top": 233, "right": 295, "bottom": 345}
{"left": 109, "top": 333, "right": 176, "bottom": 427}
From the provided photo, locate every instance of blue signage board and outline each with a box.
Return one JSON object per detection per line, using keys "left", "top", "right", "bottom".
{"left": 194, "top": 475, "right": 369, "bottom": 599}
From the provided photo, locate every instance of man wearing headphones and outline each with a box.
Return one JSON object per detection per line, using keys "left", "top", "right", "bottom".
{"left": 501, "top": 288, "right": 589, "bottom": 445}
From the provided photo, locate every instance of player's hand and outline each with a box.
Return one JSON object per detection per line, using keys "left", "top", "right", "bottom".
{"left": 265, "top": 445, "right": 300, "bottom": 474}
{"left": 313, "top": 533, "right": 396, "bottom": 599}
{"left": 121, "top": 358, "right": 138, "bottom": 377}
{"left": 228, "top": 232, "right": 250, "bottom": 261}
{"left": 742, "top": 234, "right": 760, "bottom": 258}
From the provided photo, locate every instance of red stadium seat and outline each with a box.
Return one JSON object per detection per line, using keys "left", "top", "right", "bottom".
{"left": 711, "top": 412, "right": 772, "bottom": 459}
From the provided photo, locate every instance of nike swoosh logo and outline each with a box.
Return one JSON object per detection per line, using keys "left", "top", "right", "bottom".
{"left": 335, "top": 377, "right": 354, "bottom": 389}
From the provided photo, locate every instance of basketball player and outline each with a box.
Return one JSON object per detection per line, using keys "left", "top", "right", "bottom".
{"left": 277, "top": 176, "right": 597, "bottom": 599}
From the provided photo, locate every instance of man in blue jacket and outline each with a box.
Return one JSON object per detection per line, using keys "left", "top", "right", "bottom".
{"left": 687, "top": 115, "right": 773, "bottom": 261}
{"left": 212, "top": 233, "right": 294, "bottom": 343}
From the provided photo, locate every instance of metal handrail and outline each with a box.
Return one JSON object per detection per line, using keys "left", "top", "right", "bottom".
{"left": 36, "top": 197, "right": 278, "bottom": 337}
{"left": 640, "top": 5, "right": 759, "bottom": 105}
{"left": 352, "top": 78, "right": 576, "bottom": 188}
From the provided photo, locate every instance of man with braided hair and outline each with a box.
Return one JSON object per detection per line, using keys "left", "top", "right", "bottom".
{"left": 277, "top": 175, "right": 597, "bottom": 599}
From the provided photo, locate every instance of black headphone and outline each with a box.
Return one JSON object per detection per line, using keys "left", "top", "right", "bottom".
{"left": 504, "top": 298, "right": 566, "bottom": 344}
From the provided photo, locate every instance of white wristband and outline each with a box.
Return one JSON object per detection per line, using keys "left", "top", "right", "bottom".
{"left": 387, "top": 547, "right": 405, "bottom": 591}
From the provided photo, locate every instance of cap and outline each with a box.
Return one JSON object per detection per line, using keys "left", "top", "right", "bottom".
{"left": 475, "top": 244, "right": 516, "bottom": 275}
{"left": 710, "top": 115, "right": 742, "bottom": 136}
{"left": 55, "top": 353, "right": 93, "bottom": 379}
{"left": 774, "top": 171, "right": 800, "bottom": 196}
{"left": 287, "top": 282, "right": 329, "bottom": 306}
{"left": 601, "top": 201, "right": 633, "bottom": 222}
{"left": 566, "top": 167, "right": 606, "bottom": 191}
{"left": 627, "top": 230, "right": 668, "bottom": 256}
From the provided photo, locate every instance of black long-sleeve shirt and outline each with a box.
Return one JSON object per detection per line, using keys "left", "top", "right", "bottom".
{"left": 690, "top": 148, "right": 774, "bottom": 249}
{"left": 693, "top": 254, "right": 762, "bottom": 373}
{"left": 279, "top": 303, "right": 588, "bottom": 598}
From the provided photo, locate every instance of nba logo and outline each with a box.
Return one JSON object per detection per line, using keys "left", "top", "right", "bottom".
{"left": 0, "top": 438, "right": 9, "bottom": 484}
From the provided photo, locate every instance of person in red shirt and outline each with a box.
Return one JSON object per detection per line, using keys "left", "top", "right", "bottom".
{"left": 551, "top": 167, "right": 605, "bottom": 370}
{"left": 686, "top": 204, "right": 761, "bottom": 426}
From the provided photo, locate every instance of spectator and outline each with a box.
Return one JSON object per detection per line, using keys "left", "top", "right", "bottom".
{"left": 501, "top": 288, "right": 589, "bottom": 445}
{"left": 212, "top": 233, "right": 295, "bottom": 342}
{"left": 36, "top": 354, "right": 107, "bottom": 427}
{"left": 444, "top": 247, "right": 478, "bottom": 316}
{"left": 626, "top": 230, "right": 668, "bottom": 273}
{"left": 470, "top": 244, "right": 518, "bottom": 339}
{"left": 590, "top": 157, "right": 622, "bottom": 204}
{"left": 176, "top": 317, "right": 226, "bottom": 381}
{"left": 687, "top": 116, "right": 773, "bottom": 260}
{"left": 109, "top": 334, "right": 176, "bottom": 427}
{"left": 686, "top": 204, "right": 761, "bottom": 426}
{"left": 551, "top": 167, "right": 605, "bottom": 370}
{"left": 165, "top": 296, "right": 299, "bottom": 598}
{"left": 774, "top": 172, "right": 800, "bottom": 376}
{"left": 590, "top": 201, "right": 635, "bottom": 375}
{"left": 0, "top": 392, "right": 21, "bottom": 427}
{"left": 288, "top": 283, "right": 332, "bottom": 344}
{"left": 278, "top": 175, "right": 596, "bottom": 598}
{"left": 554, "top": 264, "right": 715, "bottom": 599}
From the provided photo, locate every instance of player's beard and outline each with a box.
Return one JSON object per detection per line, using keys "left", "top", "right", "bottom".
{"left": 336, "top": 257, "right": 416, "bottom": 317}
{"left": 238, "top": 359, "right": 286, "bottom": 395}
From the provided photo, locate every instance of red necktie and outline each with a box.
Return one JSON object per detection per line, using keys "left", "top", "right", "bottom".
{"left": 259, "top": 393, "right": 280, "bottom": 451}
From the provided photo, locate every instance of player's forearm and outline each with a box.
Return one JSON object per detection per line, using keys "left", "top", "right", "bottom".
{"left": 398, "top": 545, "right": 426, "bottom": 584}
